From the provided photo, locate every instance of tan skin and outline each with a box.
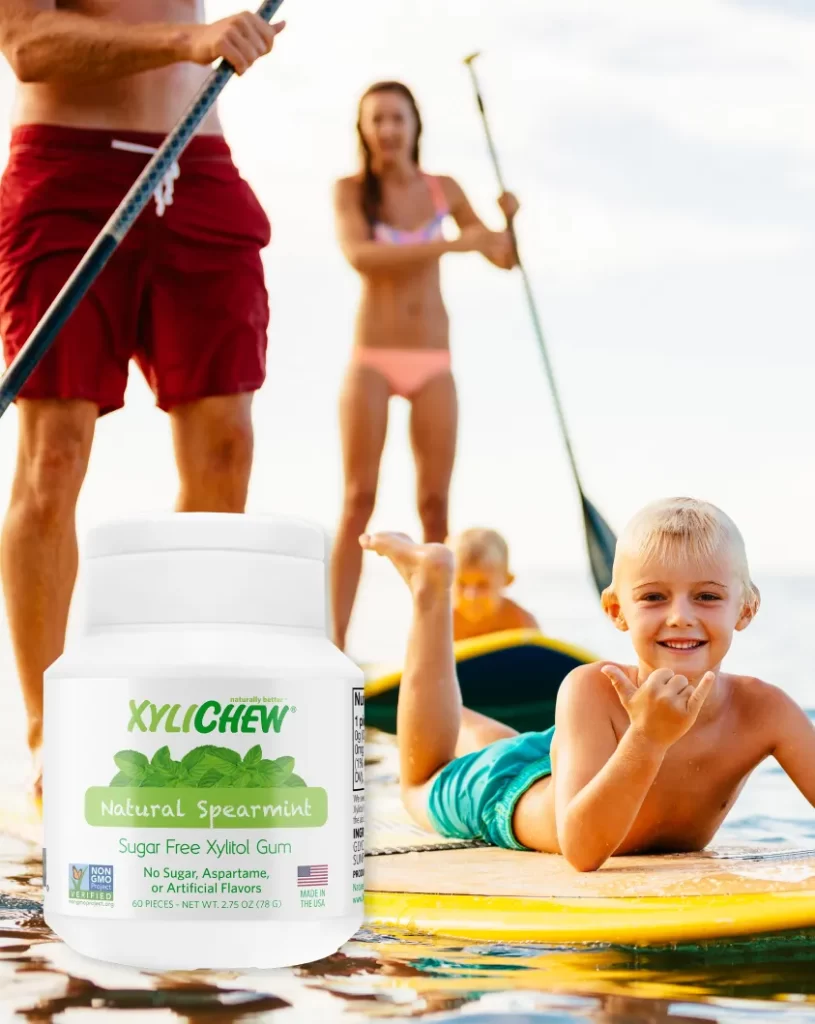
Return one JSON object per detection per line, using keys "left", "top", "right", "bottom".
{"left": 361, "top": 532, "right": 815, "bottom": 871}
{"left": 0, "top": 0, "right": 285, "bottom": 129}
{"left": 453, "top": 560, "right": 538, "bottom": 641}
{"left": 0, "top": 0, "right": 284, "bottom": 796}
{"left": 330, "top": 87, "right": 519, "bottom": 650}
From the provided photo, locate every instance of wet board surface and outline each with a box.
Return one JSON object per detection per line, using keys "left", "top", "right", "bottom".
{"left": 367, "top": 844, "right": 815, "bottom": 900}
{"left": 363, "top": 731, "right": 815, "bottom": 944}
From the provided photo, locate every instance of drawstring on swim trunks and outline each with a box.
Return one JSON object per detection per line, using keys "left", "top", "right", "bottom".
{"left": 111, "top": 139, "right": 180, "bottom": 217}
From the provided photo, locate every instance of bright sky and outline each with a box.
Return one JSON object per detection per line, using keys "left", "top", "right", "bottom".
{"left": 0, "top": 0, "right": 813, "bottom": 587}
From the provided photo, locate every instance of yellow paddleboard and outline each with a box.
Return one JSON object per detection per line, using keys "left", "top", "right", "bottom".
{"left": 366, "top": 844, "right": 815, "bottom": 946}
{"left": 364, "top": 731, "right": 815, "bottom": 946}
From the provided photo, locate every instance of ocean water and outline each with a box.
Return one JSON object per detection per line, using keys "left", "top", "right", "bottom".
{"left": 2, "top": 566, "right": 815, "bottom": 1021}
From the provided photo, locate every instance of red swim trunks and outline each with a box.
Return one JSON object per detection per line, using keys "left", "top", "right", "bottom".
{"left": 0, "top": 125, "right": 271, "bottom": 414}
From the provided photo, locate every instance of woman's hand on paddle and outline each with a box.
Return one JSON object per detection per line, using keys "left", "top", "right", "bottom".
{"left": 497, "top": 191, "right": 520, "bottom": 222}
{"left": 487, "top": 230, "right": 517, "bottom": 268}
{"left": 601, "top": 665, "right": 716, "bottom": 749}
{"left": 459, "top": 225, "right": 515, "bottom": 268}
{"left": 186, "top": 12, "right": 286, "bottom": 75}
{"left": 457, "top": 224, "right": 491, "bottom": 252}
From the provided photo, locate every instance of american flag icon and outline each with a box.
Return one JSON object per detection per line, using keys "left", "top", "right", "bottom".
{"left": 297, "top": 864, "right": 328, "bottom": 887}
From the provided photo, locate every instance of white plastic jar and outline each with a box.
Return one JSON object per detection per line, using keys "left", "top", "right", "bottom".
{"left": 43, "top": 514, "right": 365, "bottom": 970}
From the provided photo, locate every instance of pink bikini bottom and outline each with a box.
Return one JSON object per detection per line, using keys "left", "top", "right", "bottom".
{"left": 354, "top": 348, "right": 452, "bottom": 400}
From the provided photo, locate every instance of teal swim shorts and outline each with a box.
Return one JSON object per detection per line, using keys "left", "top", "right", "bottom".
{"left": 426, "top": 726, "right": 555, "bottom": 851}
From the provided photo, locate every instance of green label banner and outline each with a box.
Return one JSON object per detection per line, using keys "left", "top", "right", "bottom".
{"left": 85, "top": 787, "right": 328, "bottom": 829}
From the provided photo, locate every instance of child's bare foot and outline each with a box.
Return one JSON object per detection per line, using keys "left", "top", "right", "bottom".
{"left": 360, "top": 533, "right": 453, "bottom": 601}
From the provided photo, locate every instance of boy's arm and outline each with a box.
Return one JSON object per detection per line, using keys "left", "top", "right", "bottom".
{"left": 554, "top": 664, "right": 715, "bottom": 872}
{"left": 554, "top": 668, "right": 666, "bottom": 872}
{"left": 768, "top": 687, "right": 815, "bottom": 805}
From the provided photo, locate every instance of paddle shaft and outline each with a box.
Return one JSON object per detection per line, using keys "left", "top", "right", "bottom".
{"left": 464, "top": 56, "right": 617, "bottom": 594}
{"left": 0, "top": 0, "right": 285, "bottom": 421}
{"left": 463, "top": 59, "right": 584, "bottom": 493}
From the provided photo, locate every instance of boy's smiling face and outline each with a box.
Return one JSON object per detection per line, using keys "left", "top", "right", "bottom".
{"left": 604, "top": 550, "right": 755, "bottom": 680}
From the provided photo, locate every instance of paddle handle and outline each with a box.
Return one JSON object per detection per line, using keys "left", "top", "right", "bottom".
{"left": 0, "top": 0, "right": 285, "bottom": 420}
{"left": 464, "top": 58, "right": 584, "bottom": 493}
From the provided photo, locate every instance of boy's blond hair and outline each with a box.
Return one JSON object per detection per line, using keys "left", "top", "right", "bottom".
{"left": 449, "top": 528, "right": 509, "bottom": 571}
{"left": 602, "top": 497, "right": 760, "bottom": 615}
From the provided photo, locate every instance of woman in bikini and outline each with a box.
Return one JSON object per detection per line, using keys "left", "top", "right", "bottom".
{"left": 331, "top": 80, "right": 519, "bottom": 650}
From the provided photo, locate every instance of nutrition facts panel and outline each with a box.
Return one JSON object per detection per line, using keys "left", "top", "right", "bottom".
{"left": 352, "top": 687, "right": 365, "bottom": 792}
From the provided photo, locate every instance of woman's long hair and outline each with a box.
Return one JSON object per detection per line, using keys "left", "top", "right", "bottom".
{"left": 357, "top": 81, "right": 423, "bottom": 227}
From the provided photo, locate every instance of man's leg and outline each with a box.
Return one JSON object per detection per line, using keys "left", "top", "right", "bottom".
{"left": 1, "top": 399, "right": 97, "bottom": 786}
{"left": 169, "top": 394, "right": 254, "bottom": 513}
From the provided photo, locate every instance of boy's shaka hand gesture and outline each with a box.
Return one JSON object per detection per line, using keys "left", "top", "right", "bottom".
{"left": 601, "top": 665, "right": 716, "bottom": 749}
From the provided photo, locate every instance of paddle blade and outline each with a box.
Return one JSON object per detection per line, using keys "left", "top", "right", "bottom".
{"left": 581, "top": 495, "right": 617, "bottom": 596}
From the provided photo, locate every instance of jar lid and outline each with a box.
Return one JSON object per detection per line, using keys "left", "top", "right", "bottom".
{"left": 85, "top": 514, "right": 325, "bottom": 562}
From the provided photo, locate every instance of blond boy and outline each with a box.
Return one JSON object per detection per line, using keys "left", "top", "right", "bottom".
{"left": 450, "top": 528, "right": 538, "bottom": 641}
{"left": 361, "top": 498, "right": 815, "bottom": 871}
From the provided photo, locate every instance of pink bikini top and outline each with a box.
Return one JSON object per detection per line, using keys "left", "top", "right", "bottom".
{"left": 372, "top": 174, "right": 449, "bottom": 245}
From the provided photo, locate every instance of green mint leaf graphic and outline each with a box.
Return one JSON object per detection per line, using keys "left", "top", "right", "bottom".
{"left": 272, "top": 756, "right": 295, "bottom": 779}
{"left": 197, "top": 768, "right": 228, "bottom": 788}
{"left": 142, "top": 768, "right": 173, "bottom": 788}
{"left": 243, "top": 745, "right": 262, "bottom": 768}
{"left": 255, "top": 760, "right": 278, "bottom": 786}
{"left": 255, "top": 759, "right": 290, "bottom": 787}
{"left": 180, "top": 747, "right": 214, "bottom": 785}
{"left": 210, "top": 761, "right": 240, "bottom": 783}
{"left": 202, "top": 746, "right": 241, "bottom": 767}
{"left": 151, "top": 746, "right": 172, "bottom": 770}
{"left": 113, "top": 750, "right": 149, "bottom": 785}
{"left": 107, "top": 744, "right": 301, "bottom": 790}
{"left": 181, "top": 747, "right": 207, "bottom": 768}
{"left": 145, "top": 746, "right": 186, "bottom": 787}
{"left": 114, "top": 750, "right": 149, "bottom": 776}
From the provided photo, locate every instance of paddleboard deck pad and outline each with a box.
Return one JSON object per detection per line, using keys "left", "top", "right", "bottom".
{"left": 364, "top": 731, "right": 815, "bottom": 946}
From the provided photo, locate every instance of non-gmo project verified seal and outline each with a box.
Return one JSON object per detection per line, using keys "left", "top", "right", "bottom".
{"left": 68, "top": 864, "right": 114, "bottom": 902}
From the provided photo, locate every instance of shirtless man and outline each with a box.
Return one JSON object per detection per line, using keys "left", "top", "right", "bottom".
{"left": 362, "top": 497, "right": 815, "bottom": 871}
{"left": 0, "top": 1, "right": 285, "bottom": 797}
